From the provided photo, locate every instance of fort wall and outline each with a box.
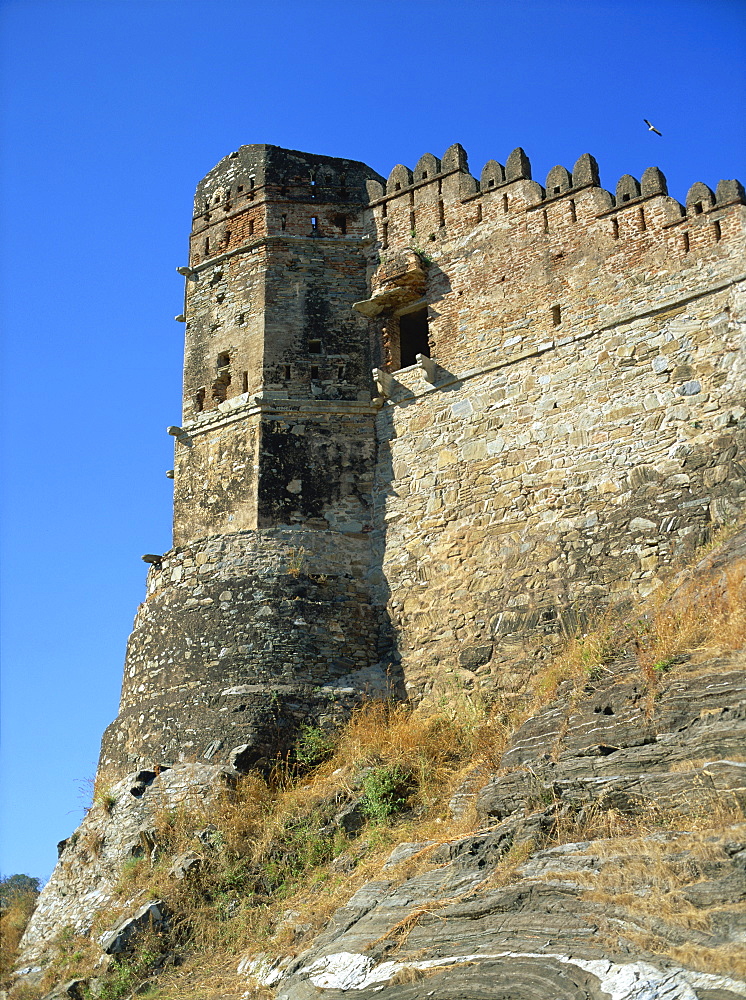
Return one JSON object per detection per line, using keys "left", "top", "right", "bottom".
{"left": 99, "top": 528, "right": 391, "bottom": 782}
{"left": 98, "top": 142, "right": 745, "bottom": 777}
{"left": 359, "top": 144, "right": 746, "bottom": 699}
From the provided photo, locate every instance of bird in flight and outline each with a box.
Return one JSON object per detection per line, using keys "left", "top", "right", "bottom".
{"left": 644, "top": 119, "right": 662, "bottom": 136}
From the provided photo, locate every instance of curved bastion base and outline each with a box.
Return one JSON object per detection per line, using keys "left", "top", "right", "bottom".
{"left": 98, "top": 529, "right": 392, "bottom": 782}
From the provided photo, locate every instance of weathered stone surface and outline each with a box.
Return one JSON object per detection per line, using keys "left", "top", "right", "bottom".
{"left": 100, "top": 901, "right": 167, "bottom": 955}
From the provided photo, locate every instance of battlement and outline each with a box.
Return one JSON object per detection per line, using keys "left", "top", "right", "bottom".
{"left": 357, "top": 144, "right": 745, "bottom": 376}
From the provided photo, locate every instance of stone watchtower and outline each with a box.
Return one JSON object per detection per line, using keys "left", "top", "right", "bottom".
{"left": 99, "top": 146, "right": 389, "bottom": 780}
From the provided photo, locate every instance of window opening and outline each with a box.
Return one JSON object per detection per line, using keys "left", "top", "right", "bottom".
{"left": 382, "top": 221, "right": 388, "bottom": 248}
{"left": 409, "top": 210, "right": 416, "bottom": 232}
{"left": 217, "top": 351, "right": 231, "bottom": 371}
{"left": 381, "top": 202, "right": 387, "bottom": 218}
{"left": 422, "top": 170, "right": 428, "bottom": 179}
{"left": 502, "top": 194, "right": 509, "bottom": 213}
{"left": 682, "top": 231, "right": 690, "bottom": 253}
{"left": 311, "top": 216, "right": 318, "bottom": 232}
{"left": 195, "top": 388, "right": 205, "bottom": 412}
{"left": 308, "top": 339, "right": 322, "bottom": 354}
{"left": 333, "top": 214, "right": 347, "bottom": 234}
{"left": 542, "top": 210, "right": 549, "bottom": 234}
{"left": 399, "top": 308, "right": 430, "bottom": 368}
{"left": 639, "top": 207, "right": 647, "bottom": 231}
{"left": 476, "top": 204, "right": 482, "bottom": 223}
{"left": 611, "top": 218, "right": 619, "bottom": 239}
{"left": 713, "top": 220, "right": 722, "bottom": 242}
{"left": 284, "top": 365, "right": 292, "bottom": 380}
{"left": 248, "top": 219, "right": 255, "bottom": 236}
{"left": 242, "top": 371, "right": 249, "bottom": 393}
{"left": 438, "top": 200, "right": 445, "bottom": 227}
{"left": 569, "top": 199, "right": 577, "bottom": 223}
{"left": 551, "top": 304, "right": 562, "bottom": 326}
{"left": 249, "top": 177, "right": 255, "bottom": 189}
{"left": 553, "top": 186, "right": 561, "bottom": 195}
{"left": 238, "top": 313, "right": 245, "bottom": 325}
{"left": 488, "top": 179, "right": 495, "bottom": 188}
{"left": 693, "top": 202, "right": 703, "bottom": 215}
{"left": 395, "top": 182, "right": 401, "bottom": 191}
{"left": 281, "top": 214, "right": 287, "bottom": 231}
{"left": 337, "top": 364, "right": 346, "bottom": 379}
{"left": 204, "top": 237, "right": 210, "bottom": 254}
{"left": 622, "top": 193, "right": 630, "bottom": 202}
{"left": 310, "top": 364, "right": 319, "bottom": 379}
{"left": 237, "top": 185, "right": 243, "bottom": 193}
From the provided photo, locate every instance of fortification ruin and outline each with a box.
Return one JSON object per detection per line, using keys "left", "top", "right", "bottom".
{"left": 98, "top": 142, "right": 746, "bottom": 783}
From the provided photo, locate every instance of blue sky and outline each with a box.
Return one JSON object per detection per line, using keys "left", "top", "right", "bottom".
{"left": 1, "top": 0, "right": 744, "bottom": 883}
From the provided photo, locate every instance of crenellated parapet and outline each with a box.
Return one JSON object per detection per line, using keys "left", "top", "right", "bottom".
{"left": 357, "top": 143, "right": 745, "bottom": 378}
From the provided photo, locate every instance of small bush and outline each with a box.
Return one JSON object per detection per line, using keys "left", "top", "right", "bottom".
{"left": 360, "top": 765, "right": 413, "bottom": 824}
{"left": 294, "top": 725, "right": 337, "bottom": 771}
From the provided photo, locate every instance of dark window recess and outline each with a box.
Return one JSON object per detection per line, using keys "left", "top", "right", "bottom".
{"left": 238, "top": 312, "right": 245, "bottom": 324}
{"left": 569, "top": 199, "right": 577, "bottom": 223}
{"left": 693, "top": 202, "right": 703, "bottom": 214}
{"left": 622, "top": 192, "right": 630, "bottom": 202}
{"left": 488, "top": 179, "right": 495, "bottom": 188}
{"left": 382, "top": 221, "right": 388, "bottom": 248}
{"left": 242, "top": 371, "right": 248, "bottom": 393}
{"left": 399, "top": 308, "right": 430, "bottom": 368}
{"left": 284, "top": 365, "right": 291, "bottom": 380}
{"left": 553, "top": 185, "right": 561, "bottom": 195}
{"left": 409, "top": 210, "right": 416, "bottom": 233}
{"left": 248, "top": 219, "right": 255, "bottom": 236}
{"left": 224, "top": 230, "right": 231, "bottom": 245}
{"left": 281, "top": 214, "right": 287, "bottom": 231}
{"left": 195, "top": 388, "right": 205, "bottom": 412}
{"left": 476, "top": 204, "right": 482, "bottom": 223}
{"left": 683, "top": 231, "right": 690, "bottom": 253}
{"left": 237, "top": 185, "right": 243, "bottom": 193}
{"left": 438, "top": 200, "right": 445, "bottom": 227}
{"left": 395, "top": 182, "right": 401, "bottom": 191}
{"left": 502, "top": 194, "right": 509, "bottom": 213}
{"left": 249, "top": 177, "right": 255, "bottom": 189}
{"left": 310, "top": 364, "right": 319, "bottom": 379}
{"left": 639, "top": 207, "right": 647, "bottom": 231}
{"left": 713, "top": 220, "right": 722, "bottom": 242}
{"left": 217, "top": 352, "right": 231, "bottom": 374}
{"left": 542, "top": 210, "right": 549, "bottom": 234}
{"left": 204, "top": 237, "right": 210, "bottom": 254}
{"left": 611, "top": 218, "right": 619, "bottom": 239}
{"left": 382, "top": 202, "right": 387, "bottom": 218}
{"left": 551, "top": 304, "right": 562, "bottom": 326}
{"left": 311, "top": 216, "right": 318, "bottom": 232}
{"left": 333, "top": 214, "right": 347, "bottom": 234}
{"left": 308, "top": 339, "right": 322, "bottom": 354}
{"left": 337, "top": 364, "right": 346, "bottom": 379}
{"left": 212, "top": 379, "right": 228, "bottom": 402}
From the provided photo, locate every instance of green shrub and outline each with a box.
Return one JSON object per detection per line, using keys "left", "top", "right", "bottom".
{"left": 360, "top": 765, "right": 413, "bottom": 824}
{"left": 294, "top": 724, "right": 336, "bottom": 771}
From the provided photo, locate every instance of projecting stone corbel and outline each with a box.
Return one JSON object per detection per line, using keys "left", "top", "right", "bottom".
{"left": 416, "top": 353, "right": 437, "bottom": 383}
{"left": 372, "top": 368, "right": 394, "bottom": 398}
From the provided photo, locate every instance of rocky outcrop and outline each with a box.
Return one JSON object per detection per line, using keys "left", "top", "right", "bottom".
{"left": 16, "top": 763, "right": 233, "bottom": 973}
{"left": 245, "top": 543, "right": 746, "bottom": 1000}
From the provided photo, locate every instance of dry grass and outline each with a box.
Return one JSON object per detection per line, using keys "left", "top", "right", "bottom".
{"left": 8, "top": 523, "right": 746, "bottom": 998}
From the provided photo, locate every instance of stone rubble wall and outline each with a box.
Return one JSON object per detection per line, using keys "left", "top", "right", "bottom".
{"left": 98, "top": 528, "right": 392, "bottom": 782}
{"left": 373, "top": 278, "right": 746, "bottom": 699}
{"left": 358, "top": 143, "right": 746, "bottom": 701}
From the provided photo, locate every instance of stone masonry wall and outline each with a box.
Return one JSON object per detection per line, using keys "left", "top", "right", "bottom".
{"left": 98, "top": 529, "right": 392, "bottom": 783}
{"left": 359, "top": 144, "right": 746, "bottom": 700}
